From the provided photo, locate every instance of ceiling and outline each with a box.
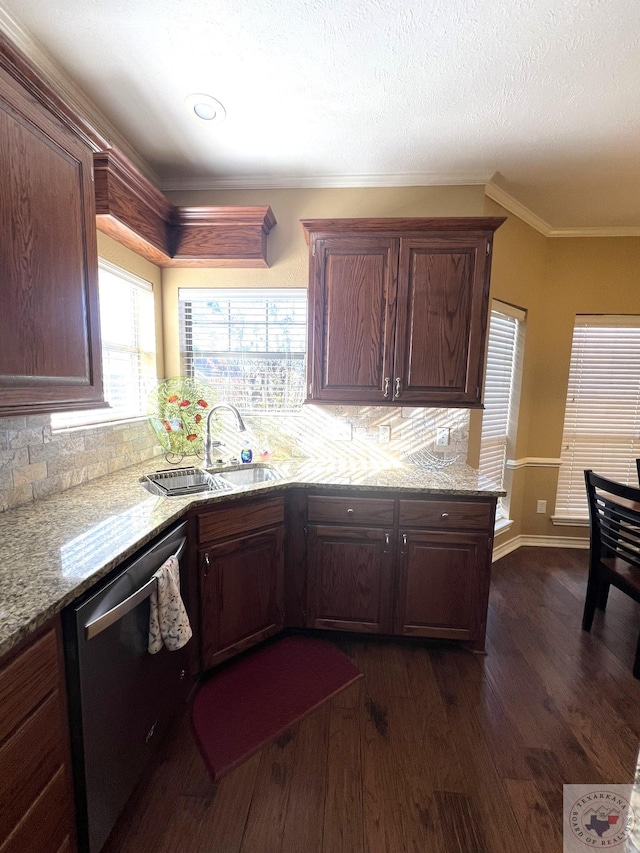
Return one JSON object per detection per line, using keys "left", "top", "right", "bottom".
{"left": 1, "top": 0, "right": 639, "bottom": 234}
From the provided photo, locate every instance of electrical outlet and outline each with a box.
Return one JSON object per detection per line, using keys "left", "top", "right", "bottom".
{"left": 536, "top": 499, "right": 547, "bottom": 514}
{"left": 436, "top": 427, "right": 450, "bottom": 447}
{"left": 378, "top": 425, "right": 391, "bottom": 443}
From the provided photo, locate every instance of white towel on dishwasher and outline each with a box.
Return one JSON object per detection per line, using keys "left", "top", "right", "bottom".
{"left": 148, "top": 555, "right": 193, "bottom": 654}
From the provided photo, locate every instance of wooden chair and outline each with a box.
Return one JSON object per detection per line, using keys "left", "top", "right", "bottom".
{"left": 582, "top": 470, "right": 640, "bottom": 679}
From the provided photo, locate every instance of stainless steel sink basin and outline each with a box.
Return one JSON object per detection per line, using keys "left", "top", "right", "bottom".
{"left": 214, "top": 464, "right": 283, "bottom": 488}
{"left": 141, "top": 467, "right": 231, "bottom": 497}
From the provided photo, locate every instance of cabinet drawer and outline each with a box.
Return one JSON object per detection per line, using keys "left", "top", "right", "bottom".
{"left": 0, "top": 628, "right": 59, "bottom": 743}
{"left": 398, "top": 499, "right": 494, "bottom": 530}
{"left": 0, "top": 691, "right": 64, "bottom": 840}
{"left": 198, "top": 496, "right": 284, "bottom": 543}
{"left": 307, "top": 495, "right": 395, "bottom": 525}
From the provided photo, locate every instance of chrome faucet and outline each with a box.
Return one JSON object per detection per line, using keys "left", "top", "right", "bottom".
{"left": 203, "top": 403, "right": 247, "bottom": 467}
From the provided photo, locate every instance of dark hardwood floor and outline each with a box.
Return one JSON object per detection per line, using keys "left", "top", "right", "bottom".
{"left": 103, "top": 547, "right": 640, "bottom": 853}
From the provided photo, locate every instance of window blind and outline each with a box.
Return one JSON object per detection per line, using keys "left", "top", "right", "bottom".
{"left": 52, "top": 261, "right": 157, "bottom": 429}
{"left": 479, "top": 303, "right": 524, "bottom": 518}
{"left": 555, "top": 315, "right": 640, "bottom": 520}
{"left": 179, "top": 288, "right": 307, "bottom": 414}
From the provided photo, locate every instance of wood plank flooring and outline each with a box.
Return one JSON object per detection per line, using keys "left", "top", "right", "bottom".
{"left": 102, "top": 547, "right": 640, "bottom": 853}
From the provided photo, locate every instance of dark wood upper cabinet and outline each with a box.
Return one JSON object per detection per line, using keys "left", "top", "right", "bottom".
{"left": 0, "top": 56, "right": 104, "bottom": 417}
{"left": 301, "top": 217, "right": 505, "bottom": 407}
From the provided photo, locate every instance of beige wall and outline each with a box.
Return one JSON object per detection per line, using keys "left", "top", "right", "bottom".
{"left": 162, "top": 185, "right": 486, "bottom": 376}
{"left": 96, "top": 232, "right": 165, "bottom": 378}
{"left": 483, "top": 198, "right": 640, "bottom": 545}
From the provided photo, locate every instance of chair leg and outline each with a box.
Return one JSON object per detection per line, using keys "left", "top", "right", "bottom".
{"left": 582, "top": 570, "right": 601, "bottom": 631}
{"left": 597, "top": 581, "right": 610, "bottom": 611}
{"left": 634, "top": 631, "right": 640, "bottom": 680}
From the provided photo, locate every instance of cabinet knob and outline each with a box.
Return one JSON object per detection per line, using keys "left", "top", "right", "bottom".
{"left": 347, "top": 508, "right": 354, "bottom": 515}
{"left": 441, "top": 512, "right": 449, "bottom": 519}
{"left": 203, "top": 552, "right": 210, "bottom": 577}
{"left": 384, "top": 533, "right": 390, "bottom": 546}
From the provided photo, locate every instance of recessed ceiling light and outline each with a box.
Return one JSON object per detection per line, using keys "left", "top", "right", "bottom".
{"left": 184, "top": 93, "right": 226, "bottom": 123}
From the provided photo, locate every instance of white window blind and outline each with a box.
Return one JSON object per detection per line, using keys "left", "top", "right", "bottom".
{"left": 179, "top": 288, "right": 307, "bottom": 414}
{"left": 479, "top": 302, "right": 524, "bottom": 518}
{"left": 555, "top": 315, "right": 640, "bottom": 520}
{"left": 52, "top": 261, "right": 157, "bottom": 429}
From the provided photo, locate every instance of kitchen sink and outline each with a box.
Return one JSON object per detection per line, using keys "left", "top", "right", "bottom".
{"left": 141, "top": 463, "right": 282, "bottom": 496}
{"left": 211, "top": 464, "right": 283, "bottom": 488}
{"left": 141, "top": 467, "right": 231, "bottom": 497}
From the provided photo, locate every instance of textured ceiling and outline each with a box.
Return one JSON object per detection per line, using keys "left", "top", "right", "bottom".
{"left": 1, "top": 0, "right": 639, "bottom": 231}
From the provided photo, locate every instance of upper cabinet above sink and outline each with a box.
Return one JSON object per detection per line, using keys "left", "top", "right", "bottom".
{"left": 301, "top": 217, "right": 505, "bottom": 409}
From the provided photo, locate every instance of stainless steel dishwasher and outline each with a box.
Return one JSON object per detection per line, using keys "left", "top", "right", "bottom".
{"left": 63, "top": 520, "right": 192, "bottom": 853}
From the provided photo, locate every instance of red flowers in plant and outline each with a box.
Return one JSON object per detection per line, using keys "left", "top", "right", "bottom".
{"left": 167, "top": 394, "right": 179, "bottom": 403}
{"left": 197, "top": 399, "right": 208, "bottom": 408}
{"left": 163, "top": 420, "right": 172, "bottom": 431}
{"left": 179, "top": 399, "right": 191, "bottom": 407}
{"left": 195, "top": 414, "right": 202, "bottom": 424}
{"left": 186, "top": 433, "right": 197, "bottom": 441}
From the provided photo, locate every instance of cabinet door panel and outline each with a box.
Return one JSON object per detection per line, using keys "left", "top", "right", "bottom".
{"left": 200, "top": 526, "right": 284, "bottom": 669}
{"left": 307, "top": 525, "right": 393, "bottom": 633}
{"left": 395, "top": 235, "right": 491, "bottom": 405}
{"left": 308, "top": 236, "right": 398, "bottom": 402}
{"left": 395, "top": 530, "right": 490, "bottom": 644}
{"left": 0, "top": 68, "right": 103, "bottom": 415}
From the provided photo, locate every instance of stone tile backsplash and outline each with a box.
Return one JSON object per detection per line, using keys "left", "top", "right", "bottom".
{"left": 0, "top": 405, "right": 469, "bottom": 512}
{"left": 0, "top": 416, "right": 162, "bottom": 512}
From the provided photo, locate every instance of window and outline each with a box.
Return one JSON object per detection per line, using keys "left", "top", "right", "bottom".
{"left": 479, "top": 301, "right": 525, "bottom": 520}
{"left": 179, "top": 288, "right": 307, "bottom": 414}
{"left": 554, "top": 315, "right": 640, "bottom": 521}
{"left": 52, "top": 261, "right": 157, "bottom": 428}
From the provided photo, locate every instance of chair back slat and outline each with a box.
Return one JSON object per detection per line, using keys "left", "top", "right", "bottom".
{"left": 586, "top": 471, "right": 640, "bottom": 574}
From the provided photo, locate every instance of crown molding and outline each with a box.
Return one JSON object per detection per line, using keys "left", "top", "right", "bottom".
{"left": 484, "top": 182, "right": 552, "bottom": 236}
{"left": 485, "top": 181, "right": 640, "bottom": 238}
{"left": 159, "top": 172, "right": 491, "bottom": 193}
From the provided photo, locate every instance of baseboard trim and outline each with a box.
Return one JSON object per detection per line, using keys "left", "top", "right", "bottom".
{"left": 492, "top": 534, "right": 589, "bottom": 562}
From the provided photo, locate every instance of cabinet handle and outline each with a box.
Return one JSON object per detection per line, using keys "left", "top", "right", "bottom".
{"left": 394, "top": 377, "right": 402, "bottom": 398}
{"left": 402, "top": 533, "right": 407, "bottom": 545}
{"left": 441, "top": 512, "right": 449, "bottom": 519}
{"left": 347, "top": 508, "right": 354, "bottom": 515}
{"left": 383, "top": 377, "right": 390, "bottom": 398}
{"left": 384, "top": 533, "right": 390, "bottom": 546}
{"left": 203, "top": 552, "right": 210, "bottom": 578}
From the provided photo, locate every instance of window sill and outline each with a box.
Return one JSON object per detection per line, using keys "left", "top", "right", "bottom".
{"left": 551, "top": 516, "right": 589, "bottom": 527}
{"left": 494, "top": 517, "right": 514, "bottom": 535}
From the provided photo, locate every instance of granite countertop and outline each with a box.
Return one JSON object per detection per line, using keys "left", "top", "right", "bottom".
{"left": 0, "top": 455, "right": 502, "bottom": 658}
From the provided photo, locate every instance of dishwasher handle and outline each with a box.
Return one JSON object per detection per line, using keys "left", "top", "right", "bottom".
{"left": 85, "top": 537, "right": 186, "bottom": 641}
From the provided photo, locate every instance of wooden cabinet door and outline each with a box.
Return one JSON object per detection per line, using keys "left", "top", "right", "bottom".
{"left": 394, "top": 234, "right": 492, "bottom": 406}
{"left": 200, "top": 525, "right": 284, "bottom": 669}
{"left": 307, "top": 235, "right": 398, "bottom": 403}
{"left": 394, "top": 529, "right": 491, "bottom": 647}
{"left": 0, "top": 66, "right": 103, "bottom": 416}
{"left": 306, "top": 525, "right": 394, "bottom": 633}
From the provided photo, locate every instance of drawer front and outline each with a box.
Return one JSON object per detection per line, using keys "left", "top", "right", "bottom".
{"left": 198, "top": 496, "right": 284, "bottom": 543}
{"left": 0, "top": 691, "right": 64, "bottom": 840}
{"left": 398, "top": 499, "right": 494, "bottom": 530}
{"left": 0, "top": 628, "right": 59, "bottom": 743}
{"left": 307, "top": 495, "right": 395, "bottom": 526}
{"left": 0, "top": 765, "right": 71, "bottom": 853}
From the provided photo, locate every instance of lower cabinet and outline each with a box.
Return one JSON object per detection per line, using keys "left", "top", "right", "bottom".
{"left": 198, "top": 496, "right": 285, "bottom": 670}
{"left": 0, "top": 619, "right": 76, "bottom": 853}
{"left": 304, "top": 491, "right": 496, "bottom": 651}
{"left": 306, "top": 525, "right": 394, "bottom": 633}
